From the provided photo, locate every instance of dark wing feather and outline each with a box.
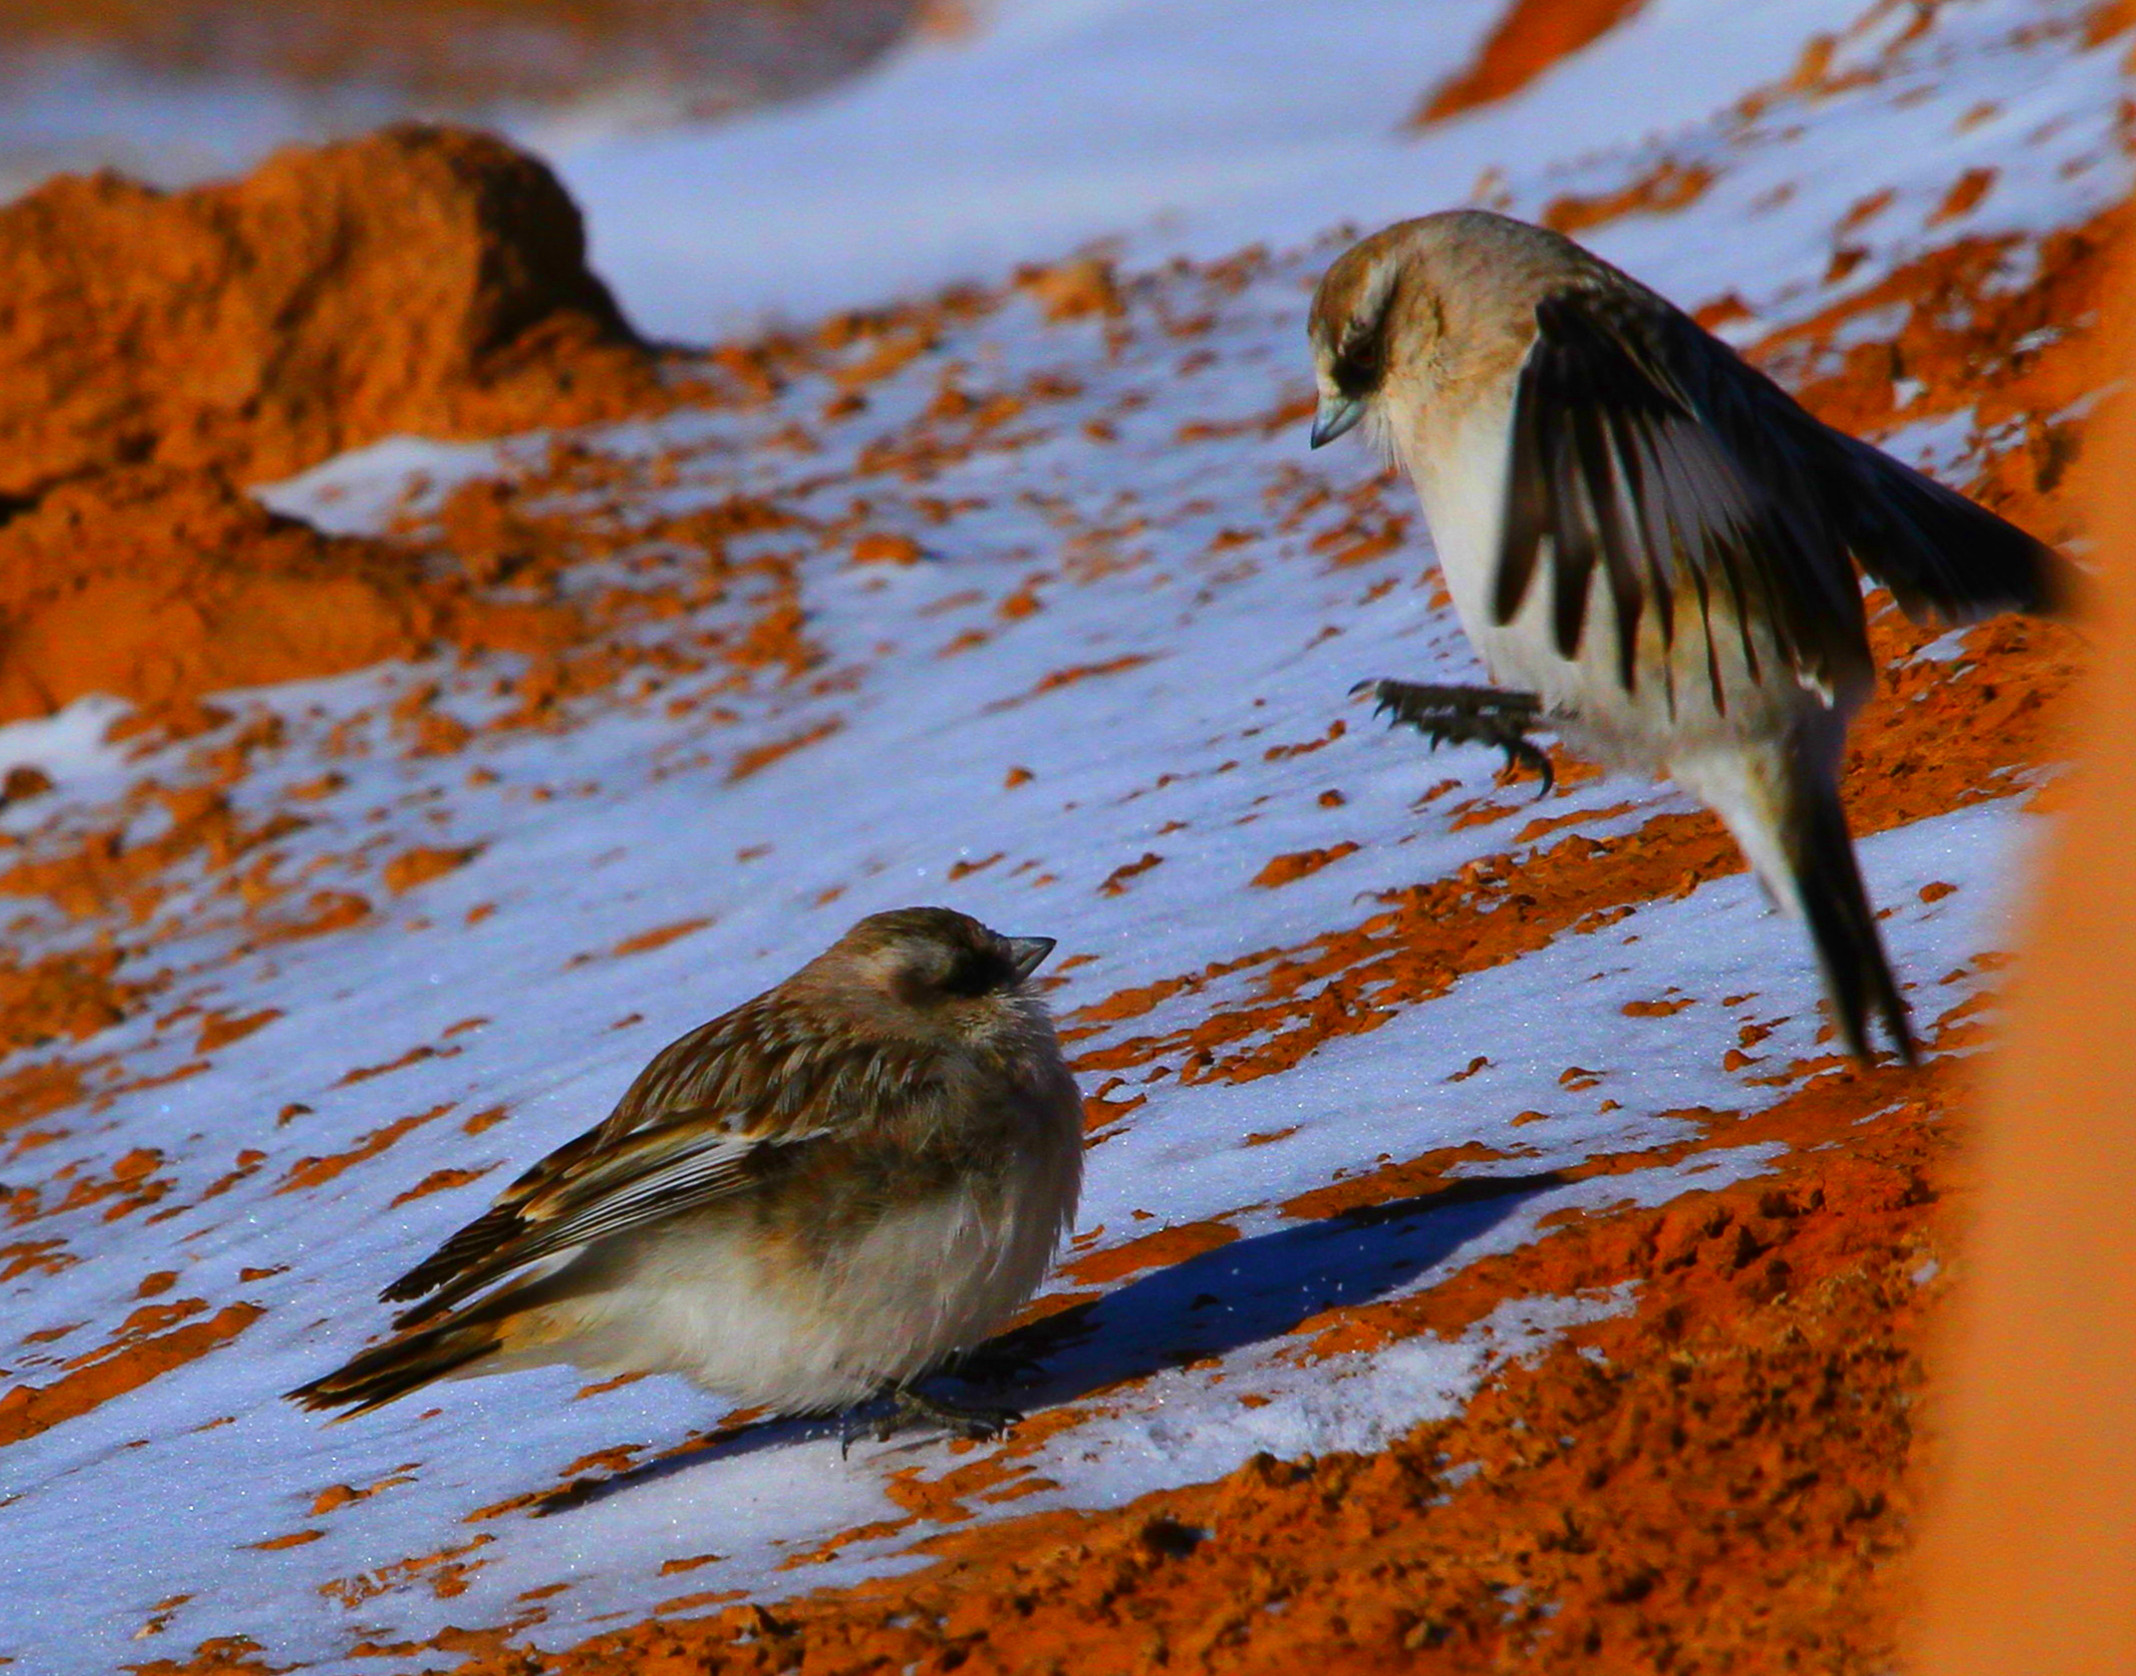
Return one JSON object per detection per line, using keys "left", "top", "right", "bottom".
{"left": 1546, "top": 397, "right": 1602, "bottom": 664}
{"left": 1823, "top": 432, "right": 2068, "bottom": 619}
{"left": 1496, "top": 283, "right": 2068, "bottom": 705}
{"left": 1496, "top": 365, "right": 1554, "bottom": 630}
{"left": 381, "top": 995, "right": 940, "bottom": 1325}
{"left": 1498, "top": 287, "right": 1877, "bottom": 703}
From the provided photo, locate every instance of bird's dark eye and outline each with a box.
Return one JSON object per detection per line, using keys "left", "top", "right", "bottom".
{"left": 937, "top": 947, "right": 1014, "bottom": 998}
{"left": 1332, "top": 327, "right": 1385, "bottom": 398}
{"left": 894, "top": 943, "right": 1014, "bottom": 1006}
{"left": 1329, "top": 270, "right": 1399, "bottom": 399}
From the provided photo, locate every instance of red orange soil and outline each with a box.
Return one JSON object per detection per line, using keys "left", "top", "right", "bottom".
{"left": 1416, "top": 0, "right": 1650, "bottom": 124}
{"left": 0, "top": 125, "right": 657, "bottom": 496}
{"left": 0, "top": 466, "right": 442, "bottom": 726}
{"left": 1542, "top": 160, "right": 1714, "bottom": 238}
{"left": 0, "top": 1299, "right": 260, "bottom": 1447}
{"left": 1913, "top": 250, "right": 2136, "bottom": 1676}
{"left": 0, "top": 127, "right": 768, "bottom": 730}
{"left": 1772, "top": 213, "right": 2124, "bottom": 548}
{"left": 0, "top": 125, "right": 679, "bottom": 728}
{"left": 1061, "top": 589, "right": 2075, "bottom": 1095}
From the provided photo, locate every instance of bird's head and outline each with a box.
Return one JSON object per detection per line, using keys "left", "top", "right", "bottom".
{"left": 808, "top": 906, "right": 1057, "bottom": 1046}
{"left": 1307, "top": 227, "right": 1421, "bottom": 451}
{"left": 1309, "top": 211, "right": 1554, "bottom": 453}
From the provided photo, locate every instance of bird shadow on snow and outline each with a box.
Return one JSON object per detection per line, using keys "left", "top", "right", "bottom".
{"left": 534, "top": 1169, "right": 1564, "bottom": 1515}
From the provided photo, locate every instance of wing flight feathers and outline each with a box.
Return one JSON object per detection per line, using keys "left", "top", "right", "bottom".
{"left": 1497, "top": 287, "right": 1889, "bottom": 704}
{"left": 380, "top": 1004, "right": 938, "bottom": 1324}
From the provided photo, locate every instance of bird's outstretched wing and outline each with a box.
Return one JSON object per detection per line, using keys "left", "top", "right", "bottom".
{"left": 381, "top": 995, "right": 941, "bottom": 1327}
{"left": 1495, "top": 284, "right": 2063, "bottom": 706}
{"left": 1821, "top": 420, "right": 2066, "bottom": 621}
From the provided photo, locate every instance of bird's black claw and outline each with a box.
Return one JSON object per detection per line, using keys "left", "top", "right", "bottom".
{"left": 842, "top": 1386, "right": 1020, "bottom": 1451}
{"left": 1504, "top": 737, "right": 1556, "bottom": 799}
{"left": 892, "top": 1386, "right": 1021, "bottom": 1442}
{"left": 1353, "top": 678, "right": 1555, "bottom": 798}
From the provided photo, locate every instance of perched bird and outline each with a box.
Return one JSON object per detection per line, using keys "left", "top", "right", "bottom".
{"left": 290, "top": 907, "right": 1082, "bottom": 1444}
{"left": 1309, "top": 210, "right": 2065, "bottom": 1064}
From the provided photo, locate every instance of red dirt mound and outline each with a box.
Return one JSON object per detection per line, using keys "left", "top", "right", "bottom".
{"left": 0, "top": 466, "right": 441, "bottom": 724}
{"left": 0, "top": 123, "right": 670, "bottom": 724}
{"left": 0, "top": 123, "right": 658, "bottom": 497}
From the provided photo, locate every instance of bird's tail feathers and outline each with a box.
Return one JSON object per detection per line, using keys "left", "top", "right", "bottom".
{"left": 286, "top": 1312, "right": 504, "bottom": 1417}
{"left": 1782, "top": 766, "right": 1917, "bottom": 1065}
{"left": 1685, "top": 736, "right": 1917, "bottom": 1067}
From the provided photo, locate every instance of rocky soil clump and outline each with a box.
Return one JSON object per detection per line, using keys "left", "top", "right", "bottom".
{"left": 0, "top": 125, "right": 666, "bottom": 723}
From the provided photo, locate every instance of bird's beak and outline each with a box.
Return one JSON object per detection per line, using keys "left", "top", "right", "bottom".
{"left": 1005, "top": 936, "right": 1056, "bottom": 980}
{"left": 1310, "top": 392, "right": 1366, "bottom": 449}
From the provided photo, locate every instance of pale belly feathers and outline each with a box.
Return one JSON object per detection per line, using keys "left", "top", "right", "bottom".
{"left": 477, "top": 1138, "right": 1080, "bottom": 1415}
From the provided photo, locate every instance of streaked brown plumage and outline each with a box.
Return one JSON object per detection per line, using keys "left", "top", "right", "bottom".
{"left": 289, "top": 907, "right": 1082, "bottom": 1441}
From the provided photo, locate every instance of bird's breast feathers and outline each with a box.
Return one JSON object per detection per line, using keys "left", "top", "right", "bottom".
{"left": 1386, "top": 375, "right": 1564, "bottom": 698}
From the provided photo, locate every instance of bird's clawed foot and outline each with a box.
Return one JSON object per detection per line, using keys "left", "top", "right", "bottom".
{"left": 1353, "top": 679, "right": 1556, "bottom": 797}
{"left": 840, "top": 1385, "right": 1022, "bottom": 1456}
{"left": 894, "top": 1385, "right": 1021, "bottom": 1442}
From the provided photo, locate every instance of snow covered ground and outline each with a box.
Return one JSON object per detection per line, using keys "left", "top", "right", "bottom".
{"left": 551, "top": 0, "right": 2131, "bottom": 338}
{"left": 0, "top": 1, "right": 2119, "bottom": 1669}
